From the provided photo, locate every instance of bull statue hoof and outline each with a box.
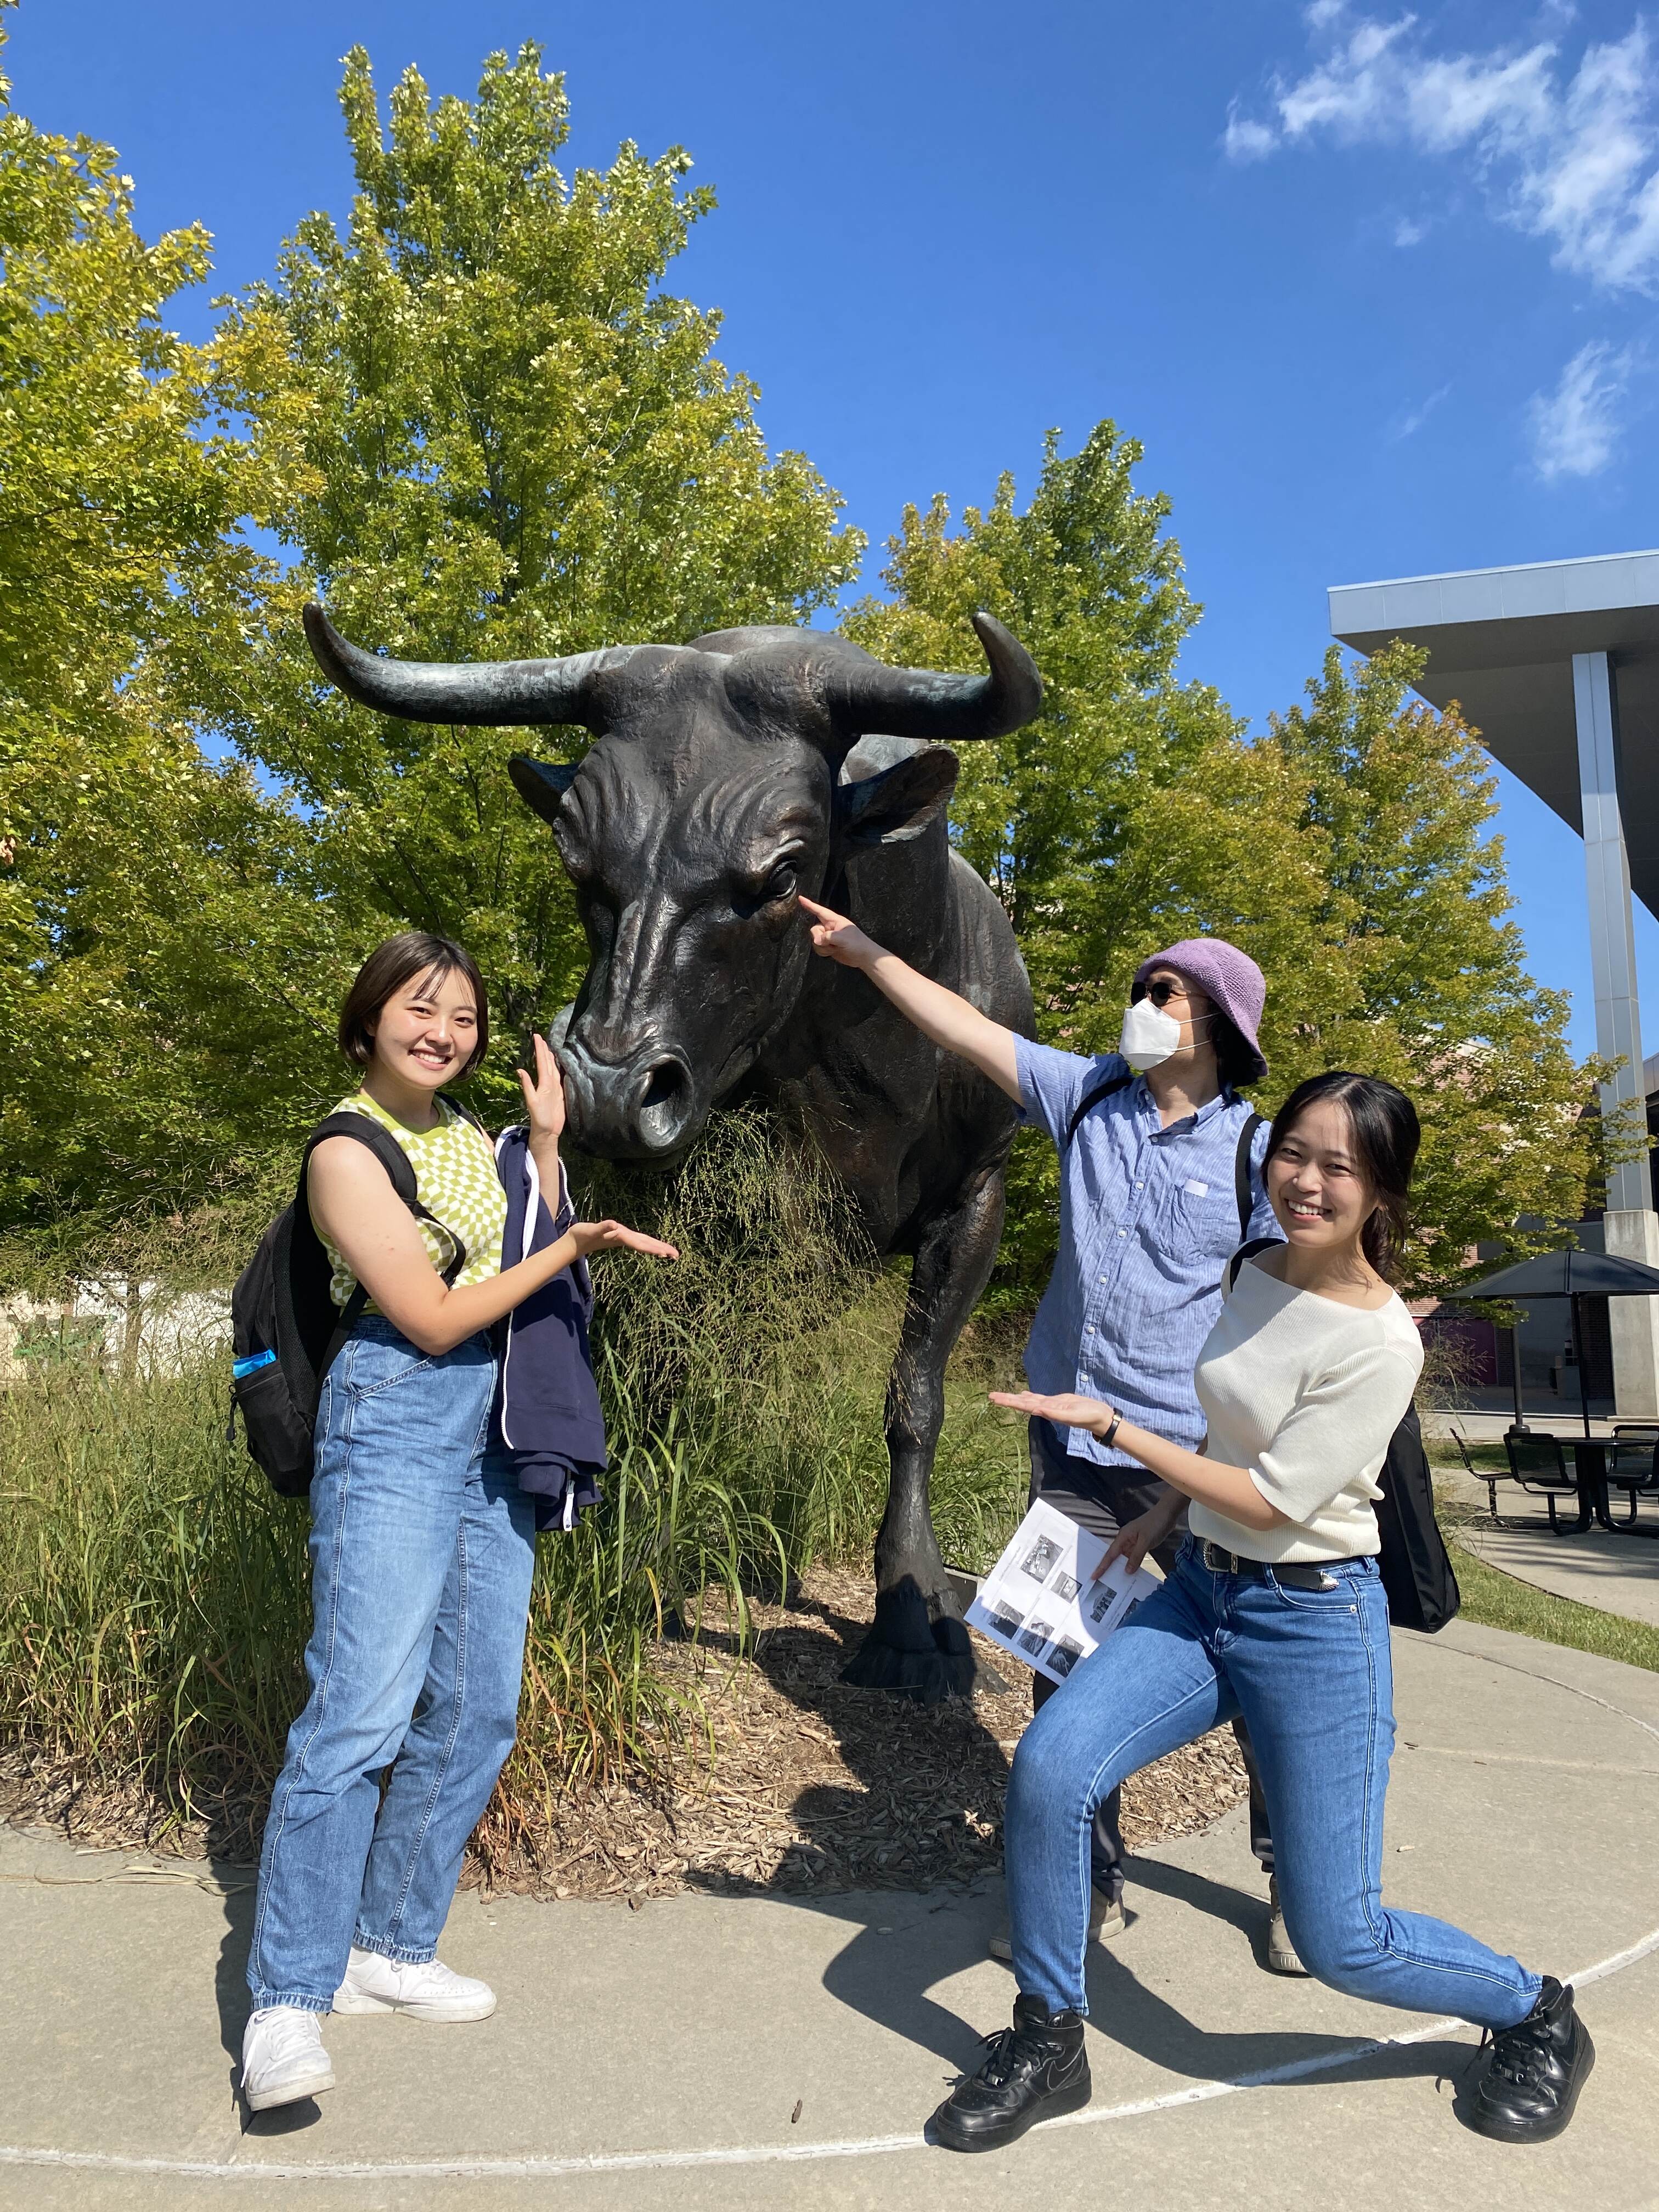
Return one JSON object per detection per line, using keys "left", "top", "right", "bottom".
{"left": 840, "top": 1580, "right": 1003, "bottom": 1703}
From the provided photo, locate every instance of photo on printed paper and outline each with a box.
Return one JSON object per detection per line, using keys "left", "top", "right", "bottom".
{"left": 1019, "top": 1536, "right": 1062, "bottom": 1583}
{"left": 965, "top": 1498, "right": 1160, "bottom": 1689}
{"left": 1084, "top": 1580, "right": 1117, "bottom": 1627}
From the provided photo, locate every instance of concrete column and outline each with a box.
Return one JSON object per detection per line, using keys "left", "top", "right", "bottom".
{"left": 1574, "top": 649, "right": 1659, "bottom": 1416}
{"left": 1605, "top": 1210, "right": 1659, "bottom": 1418}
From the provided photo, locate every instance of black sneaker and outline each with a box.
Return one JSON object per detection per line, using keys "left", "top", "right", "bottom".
{"left": 1462, "top": 1978, "right": 1595, "bottom": 2143}
{"left": 930, "top": 1994, "right": 1092, "bottom": 2153}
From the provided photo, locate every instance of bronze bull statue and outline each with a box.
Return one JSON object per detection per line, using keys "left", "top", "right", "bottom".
{"left": 304, "top": 603, "right": 1041, "bottom": 1700}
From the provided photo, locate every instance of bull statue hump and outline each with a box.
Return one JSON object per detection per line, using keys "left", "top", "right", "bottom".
{"left": 303, "top": 602, "right": 1042, "bottom": 1702}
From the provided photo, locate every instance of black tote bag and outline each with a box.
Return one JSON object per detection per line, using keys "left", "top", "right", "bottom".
{"left": 1372, "top": 1402, "right": 1460, "bottom": 1634}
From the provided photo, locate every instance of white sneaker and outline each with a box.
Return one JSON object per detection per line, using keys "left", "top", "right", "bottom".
{"left": 331, "top": 1945, "right": 496, "bottom": 2022}
{"left": 241, "top": 2006, "right": 335, "bottom": 2111}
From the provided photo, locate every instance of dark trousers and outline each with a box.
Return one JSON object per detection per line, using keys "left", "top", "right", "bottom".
{"left": 1028, "top": 1418, "right": 1273, "bottom": 1899}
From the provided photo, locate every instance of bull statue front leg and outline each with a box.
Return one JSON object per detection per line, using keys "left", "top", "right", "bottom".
{"left": 842, "top": 1163, "right": 1010, "bottom": 1701}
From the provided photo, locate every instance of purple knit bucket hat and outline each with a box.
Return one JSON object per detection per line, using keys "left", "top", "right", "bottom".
{"left": 1132, "top": 938, "right": 1267, "bottom": 1081}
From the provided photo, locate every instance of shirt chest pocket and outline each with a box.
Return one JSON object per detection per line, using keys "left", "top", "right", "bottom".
{"left": 1160, "top": 1174, "right": 1235, "bottom": 1267}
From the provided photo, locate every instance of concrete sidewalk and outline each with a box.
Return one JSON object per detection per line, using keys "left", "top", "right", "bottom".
{"left": 3, "top": 1618, "right": 1658, "bottom": 2211}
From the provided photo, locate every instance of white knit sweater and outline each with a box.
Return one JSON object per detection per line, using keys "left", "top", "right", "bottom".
{"left": 1188, "top": 1257, "right": 1423, "bottom": 1565}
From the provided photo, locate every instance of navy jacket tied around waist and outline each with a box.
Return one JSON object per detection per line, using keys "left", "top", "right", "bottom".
{"left": 492, "top": 1126, "right": 606, "bottom": 1532}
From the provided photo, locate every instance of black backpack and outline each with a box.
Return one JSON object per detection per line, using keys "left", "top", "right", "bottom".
{"left": 1226, "top": 1242, "right": 1459, "bottom": 1634}
{"left": 228, "top": 1110, "right": 473, "bottom": 1496}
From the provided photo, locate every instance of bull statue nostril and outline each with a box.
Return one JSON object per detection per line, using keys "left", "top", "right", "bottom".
{"left": 640, "top": 1061, "right": 684, "bottom": 1111}
{"left": 635, "top": 1057, "right": 692, "bottom": 1150}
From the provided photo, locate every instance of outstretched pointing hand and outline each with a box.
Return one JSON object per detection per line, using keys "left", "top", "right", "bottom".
{"left": 799, "top": 894, "right": 882, "bottom": 968}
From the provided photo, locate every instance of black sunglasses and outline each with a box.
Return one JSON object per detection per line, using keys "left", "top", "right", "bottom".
{"left": 1144, "top": 978, "right": 1190, "bottom": 1007}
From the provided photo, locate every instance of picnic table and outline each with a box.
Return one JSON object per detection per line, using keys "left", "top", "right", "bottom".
{"left": 1502, "top": 1426, "right": 1659, "bottom": 1534}
{"left": 1539, "top": 1434, "right": 1610, "bottom": 1532}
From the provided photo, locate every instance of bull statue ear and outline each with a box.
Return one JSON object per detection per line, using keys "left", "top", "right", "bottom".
{"left": 509, "top": 753, "right": 581, "bottom": 823}
{"left": 837, "top": 743, "right": 960, "bottom": 847}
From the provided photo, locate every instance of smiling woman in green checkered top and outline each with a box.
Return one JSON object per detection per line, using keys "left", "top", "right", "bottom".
{"left": 317, "top": 1086, "right": 510, "bottom": 1312}
{"left": 241, "top": 931, "right": 677, "bottom": 2120}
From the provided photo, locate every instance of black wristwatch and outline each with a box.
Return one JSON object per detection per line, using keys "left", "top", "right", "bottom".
{"left": 1101, "top": 1409, "right": 1122, "bottom": 1448}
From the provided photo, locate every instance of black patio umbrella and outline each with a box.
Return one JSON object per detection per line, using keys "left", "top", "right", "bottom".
{"left": 1443, "top": 1248, "right": 1659, "bottom": 1436}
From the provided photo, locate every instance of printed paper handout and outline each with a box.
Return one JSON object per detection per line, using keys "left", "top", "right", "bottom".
{"left": 966, "top": 1498, "right": 1159, "bottom": 1686}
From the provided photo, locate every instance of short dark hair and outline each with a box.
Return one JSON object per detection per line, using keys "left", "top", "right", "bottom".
{"left": 1131, "top": 970, "right": 1262, "bottom": 1092}
{"left": 1263, "top": 1070, "right": 1420, "bottom": 1279}
{"left": 337, "top": 932, "right": 489, "bottom": 1080}
{"left": 1209, "top": 1012, "right": 1261, "bottom": 1093}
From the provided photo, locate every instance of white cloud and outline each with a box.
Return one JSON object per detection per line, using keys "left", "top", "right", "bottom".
{"left": 1528, "top": 340, "right": 1632, "bottom": 477}
{"left": 1391, "top": 381, "right": 1452, "bottom": 439}
{"left": 1222, "top": 102, "right": 1278, "bottom": 162}
{"left": 1393, "top": 213, "right": 1429, "bottom": 245}
{"left": 1225, "top": 14, "right": 1659, "bottom": 292}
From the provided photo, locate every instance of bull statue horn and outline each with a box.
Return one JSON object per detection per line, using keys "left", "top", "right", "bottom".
{"left": 301, "top": 603, "right": 652, "bottom": 731}
{"left": 827, "top": 611, "right": 1042, "bottom": 745}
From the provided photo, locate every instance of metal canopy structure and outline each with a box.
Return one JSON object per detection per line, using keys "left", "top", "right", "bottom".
{"left": 1330, "top": 551, "right": 1659, "bottom": 916}
{"left": 1329, "top": 549, "right": 1659, "bottom": 1418}
{"left": 1446, "top": 1246, "right": 1659, "bottom": 1439}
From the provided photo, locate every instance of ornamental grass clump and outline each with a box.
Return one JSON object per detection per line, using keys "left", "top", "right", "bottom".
{"left": 0, "top": 1352, "right": 809, "bottom": 1855}
{"left": 0, "top": 1111, "right": 1028, "bottom": 1857}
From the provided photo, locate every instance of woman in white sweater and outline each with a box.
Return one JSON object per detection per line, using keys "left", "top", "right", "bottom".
{"left": 930, "top": 1071, "right": 1593, "bottom": 2155}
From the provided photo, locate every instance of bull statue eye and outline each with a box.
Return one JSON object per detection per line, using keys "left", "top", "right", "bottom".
{"left": 764, "top": 861, "right": 798, "bottom": 903}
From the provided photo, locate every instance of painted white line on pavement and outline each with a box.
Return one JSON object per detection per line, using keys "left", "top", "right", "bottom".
{"left": 2, "top": 1921, "right": 1655, "bottom": 2183}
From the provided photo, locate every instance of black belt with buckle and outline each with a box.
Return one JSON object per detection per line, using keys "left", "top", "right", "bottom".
{"left": 1195, "top": 1539, "right": 1362, "bottom": 1591}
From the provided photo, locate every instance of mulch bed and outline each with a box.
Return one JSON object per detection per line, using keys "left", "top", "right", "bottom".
{"left": 1, "top": 1567, "right": 1247, "bottom": 1899}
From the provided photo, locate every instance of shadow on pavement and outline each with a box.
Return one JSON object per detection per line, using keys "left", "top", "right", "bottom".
{"left": 209, "top": 1855, "right": 325, "bottom": 2137}
{"left": 728, "top": 1588, "right": 1374, "bottom": 2094}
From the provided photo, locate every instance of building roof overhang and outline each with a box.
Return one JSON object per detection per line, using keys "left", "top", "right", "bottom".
{"left": 1329, "top": 551, "right": 1659, "bottom": 919}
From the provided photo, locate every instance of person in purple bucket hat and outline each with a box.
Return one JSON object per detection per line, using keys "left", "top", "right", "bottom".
{"left": 798, "top": 900, "right": 1295, "bottom": 1969}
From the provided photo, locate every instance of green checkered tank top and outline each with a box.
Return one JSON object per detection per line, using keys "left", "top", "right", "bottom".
{"left": 313, "top": 1091, "right": 509, "bottom": 1313}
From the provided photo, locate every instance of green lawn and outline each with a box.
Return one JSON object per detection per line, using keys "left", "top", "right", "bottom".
{"left": 1446, "top": 1539, "right": 1659, "bottom": 1676}
{"left": 1427, "top": 1437, "right": 1659, "bottom": 1673}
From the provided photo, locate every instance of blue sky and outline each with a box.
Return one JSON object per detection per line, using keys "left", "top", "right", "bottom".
{"left": 12, "top": 0, "right": 1659, "bottom": 1060}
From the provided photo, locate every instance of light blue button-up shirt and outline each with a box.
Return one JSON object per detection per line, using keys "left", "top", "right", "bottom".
{"left": 1015, "top": 1038, "right": 1280, "bottom": 1467}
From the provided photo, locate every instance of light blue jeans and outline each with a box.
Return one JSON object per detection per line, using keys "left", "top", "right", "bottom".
{"left": 1006, "top": 1539, "right": 1542, "bottom": 2031}
{"left": 247, "top": 1320, "right": 537, "bottom": 2013}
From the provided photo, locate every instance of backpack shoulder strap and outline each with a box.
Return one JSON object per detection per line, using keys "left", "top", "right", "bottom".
{"left": 1234, "top": 1106, "right": 1263, "bottom": 1239}
{"left": 303, "top": 1112, "right": 420, "bottom": 1206}
{"left": 1062, "top": 1070, "right": 1135, "bottom": 1152}
{"left": 300, "top": 1113, "right": 466, "bottom": 1286}
{"left": 1224, "top": 1235, "right": 1280, "bottom": 1293}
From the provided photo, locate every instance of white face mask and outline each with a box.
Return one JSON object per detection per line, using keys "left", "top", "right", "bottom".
{"left": 1119, "top": 996, "right": 1184, "bottom": 1071}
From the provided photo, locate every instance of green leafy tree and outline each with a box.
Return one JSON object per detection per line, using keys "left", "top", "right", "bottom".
{"left": 1264, "top": 645, "right": 1608, "bottom": 1287}
{"left": 851, "top": 426, "right": 1603, "bottom": 1292}
{"left": 845, "top": 424, "right": 1333, "bottom": 1287}
{"left": 191, "top": 42, "right": 863, "bottom": 1113}
{"left": 0, "top": 11, "right": 328, "bottom": 1252}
